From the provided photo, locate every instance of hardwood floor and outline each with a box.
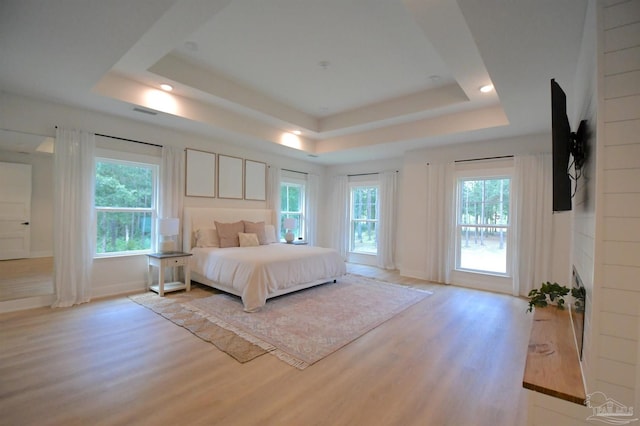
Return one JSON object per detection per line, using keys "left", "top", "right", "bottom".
{"left": 0, "top": 257, "right": 53, "bottom": 301}
{"left": 0, "top": 265, "right": 533, "bottom": 425}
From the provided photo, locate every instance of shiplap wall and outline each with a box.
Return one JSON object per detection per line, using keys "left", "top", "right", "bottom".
{"left": 528, "top": 1, "right": 640, "bottom": 424}
{"left": 594, "top": 0, "right": 640, "bottom": 407}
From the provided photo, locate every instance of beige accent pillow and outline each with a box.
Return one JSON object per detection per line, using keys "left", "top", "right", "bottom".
{"left": 214, "top": 221, "right": 244, "bottom": 248}
{"left": 238, "top": 232, "right": 260, "bottom": 247}
{"left": 243, "top": 221, "right": 267, "bottom": 245}
{"left": 264, "top": 224, "right": 277, "bottom": 244}
{"left": 195, "top": 228, "right": 220, "bottom": 248}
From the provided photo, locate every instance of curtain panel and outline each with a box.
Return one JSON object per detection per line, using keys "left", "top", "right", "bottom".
{"left": 330, "top": 175, "right": 349, "bottom": 259}
{"left": 377, "top": 171, "right": 397, "bottom": 269}
{"left": 52, "top": 127, "right": 95, "bottom": 307}
{"left": 304, "top": 173, "right": 319, "bottom": 245}
{"left": 512, "top": 154, "right": 553, "bottom": 296}
{"left": 424, "top": 162, "right": 455, "bottom": 284}
{"left": 159, "top": 146, "right": 185, "bottom": 252}
{"left": 267, "top": 166, "right": 282, "bottom": 236}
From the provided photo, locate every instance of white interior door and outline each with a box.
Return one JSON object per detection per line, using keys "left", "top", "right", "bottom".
{"left": 0, "top": 162, "right": 32, "bottom": 260}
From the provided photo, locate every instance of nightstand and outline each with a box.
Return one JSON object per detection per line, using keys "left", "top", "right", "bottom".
{"left": 146, "top": 252, "right": 192, "bottom": 296}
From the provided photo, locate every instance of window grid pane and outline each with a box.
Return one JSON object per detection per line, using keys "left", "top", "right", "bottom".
{"left": 95, "top": 159, "right": 156, "bottom": 255}
{"left": 456, "top": 177, "right": 511, "bottom": 275}
{"left": 95, "top": 161, "right": 154, "bottom": 208}
{"left": 280, "top": 182, "right": 305, "bottom": 240}
{"left": 96, "top": 211, "right": 153, "bottom": 254}
{"left": 350, "top": 186, "right": 378, "bottom": 254}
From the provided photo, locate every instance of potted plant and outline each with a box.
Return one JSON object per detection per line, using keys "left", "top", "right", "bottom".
{"left": 527, "top": 282, "right": 585, "bottom": 313}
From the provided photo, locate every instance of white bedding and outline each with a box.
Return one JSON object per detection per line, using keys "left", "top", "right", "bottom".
{"left": 191, "top": 244, "right": 346, "bottom": 312}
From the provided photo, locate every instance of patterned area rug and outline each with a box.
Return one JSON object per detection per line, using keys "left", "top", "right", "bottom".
{"left": 183, "top": 275, "right": 432, "bottom": 369}
{"left": 129, "top": 288, "right": 267, "bottom": 363}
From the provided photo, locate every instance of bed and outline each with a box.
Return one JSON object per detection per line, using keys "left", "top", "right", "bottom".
{"left": 183, "top": 207, "right": 346, "bottom": 312}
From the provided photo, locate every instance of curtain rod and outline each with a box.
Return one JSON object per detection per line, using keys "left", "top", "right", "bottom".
{"left": 95, "top": 133, "right": 163, "bottom": 148}
{"left": 348, "top": 170, "right": 398, "bottom": 177}
{"left": 55, "top": 126, "right": 163, "bottom": 148}
{"left": 454, "top": 155, "right": 513, "bottom": 163}
{"left": 281, "top": 168, "right": 308, "bottom": 175}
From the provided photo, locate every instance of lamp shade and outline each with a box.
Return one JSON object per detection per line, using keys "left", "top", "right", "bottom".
{"left": 158, "top": 218, "right": 179, "bottom": 236}
{"left": 283, "top": 218, "right": 296, "bottom": 231}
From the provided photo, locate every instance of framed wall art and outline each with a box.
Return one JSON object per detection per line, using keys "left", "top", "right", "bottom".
{"left": 217, "top": 154, "right": 243, "bottom": 199}
{"left": 185, "top": 149, "right": 216, "bottom": 197}
{"left": 244, "top": 159, "right": 266, "bottom": 201}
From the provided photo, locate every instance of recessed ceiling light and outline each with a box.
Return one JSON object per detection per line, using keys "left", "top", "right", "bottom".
{"left": 480, "top": 84, "right": 494, "bottom": 93}
{"left": 160, "top": 84, "right": 173, "bottom": 92}
{"left": 292, "top": 130, "right": 302, "bottom": 135}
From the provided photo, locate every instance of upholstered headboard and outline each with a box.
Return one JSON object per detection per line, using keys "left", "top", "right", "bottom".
{"left": 183, "top": 207, "right": 274, "bottom": 252}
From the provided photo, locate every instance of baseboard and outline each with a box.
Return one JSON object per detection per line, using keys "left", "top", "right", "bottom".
{"left": 29, "top": 250, "right": 53, "bottom": 258}
{"left": 0, "top": 294, "right": 55, "bottom": 314}
{"left": 91, "top": 280, "right": 147, "bottom": 299}
{"left": 399, "top": 269, "right": 427, "bottom": 280}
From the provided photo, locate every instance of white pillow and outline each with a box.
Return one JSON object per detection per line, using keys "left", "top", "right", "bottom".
{"left": 238, "top": 232, "right": 259, "bottom": 247}
{"left": 195, "top": 228, "right": 220, "bottom": 248}
{"left": 264, "top": 224, "right": 277, "bottom": 244}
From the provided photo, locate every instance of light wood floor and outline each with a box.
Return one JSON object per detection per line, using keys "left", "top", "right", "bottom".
{"left": 0, "top": 264, "right": 533, "bottom": 426}
{"left": 0, "top": 257, "right": 53, "bottom": 301}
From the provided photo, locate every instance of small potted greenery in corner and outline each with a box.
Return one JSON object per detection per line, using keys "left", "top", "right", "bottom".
{"left": 527, "top": 282, "right": 585, "bottom": 313}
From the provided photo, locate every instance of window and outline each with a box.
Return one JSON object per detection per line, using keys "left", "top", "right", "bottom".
{"left": 280, "top": 180, "right": 305, "bottom": 241}
{"left": 350, "top": 185, "right": 378, "bottom": 254}
{"left": 456, "top": 176, "right": 511, "bottom": 275}
{"left": 95, "top": 158, "right": 158, "bottom": 256}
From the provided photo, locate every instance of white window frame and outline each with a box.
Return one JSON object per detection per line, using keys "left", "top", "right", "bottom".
{"left": 348, "top": 179, "right": 379, "bottom": 264}
{"left": 280, "top": 172, "right": 306, "bottom": 241}
{"left": 94, "top": 149, "right": 159, "bottom": 258}
{"left": 450, "top": 160, "right": 514, "bottom": 293}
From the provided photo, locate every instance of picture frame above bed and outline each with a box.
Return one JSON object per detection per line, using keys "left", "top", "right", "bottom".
{"left": 185, "top": 149, "right": 216, "bottom": 198}
{"left": 244, "top": 159, "right": 266, "bottom": 201}
{"left": 218, "top": 154, "right": 244, "bottom": 199}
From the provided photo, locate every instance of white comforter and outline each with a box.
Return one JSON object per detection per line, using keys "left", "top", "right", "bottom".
{"left": 191, "top": 244, "right": 346, "bottom": 311}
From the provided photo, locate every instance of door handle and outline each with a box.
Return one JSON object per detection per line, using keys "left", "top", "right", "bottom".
{"left": 21, "top": 222, "right": 29, "bottom": 225}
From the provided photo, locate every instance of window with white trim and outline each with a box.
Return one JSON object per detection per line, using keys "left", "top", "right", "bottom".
{"left": 455, "top": 175, "right": 511, "bottom": 275}
{"left": 95, "top": 157, "right": 158, "bottom": 256}
{"left": 349, "top": 184, "right": 379, "bottom": 255}
{"left": 280, "top": 173, "right": 306, "bottom": 241}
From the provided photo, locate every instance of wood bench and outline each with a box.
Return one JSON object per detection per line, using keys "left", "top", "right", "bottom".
{"left": 522, "top": 306, "right": 586, "bottom": 405}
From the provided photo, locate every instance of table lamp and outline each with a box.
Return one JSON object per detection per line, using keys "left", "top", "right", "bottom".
{"left": 158, "top": 218, "right": 179, "bottom": 253}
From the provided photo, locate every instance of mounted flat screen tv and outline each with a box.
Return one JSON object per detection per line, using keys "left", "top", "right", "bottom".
{"left": 551, "top": 79, "right": 587, "bottom": 212}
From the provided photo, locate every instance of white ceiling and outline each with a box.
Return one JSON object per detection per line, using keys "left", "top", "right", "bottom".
{"left": 0, "top": 0, "right": 588, "bottom": 165}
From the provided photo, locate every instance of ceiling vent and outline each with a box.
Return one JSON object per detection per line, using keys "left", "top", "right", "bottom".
{"left": 133, "top": 107, "right": 158, "bottom": 116}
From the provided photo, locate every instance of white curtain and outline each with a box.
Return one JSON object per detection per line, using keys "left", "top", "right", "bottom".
{"left": 267, "top": 166, "right": 282, "bottom": 235}
{"left": 377, "top": 171, "right": 397, "bottom": 269}
{"left": 159, "top": 146, "right": 184, "bottom": 251}
{"left": 424, "top": 162, "right": 455, "bottom": 284}
{"left": 52, "top": 127, "right": 95, "bottom": 308}
{"left": 512, "top": 154, "right": 553, "bottom": 296}
{"left": 330, "top": 175, "right": 349, "bottom": 259}
{"left": 304, "top": 173, "right": 319, "bottom": 245}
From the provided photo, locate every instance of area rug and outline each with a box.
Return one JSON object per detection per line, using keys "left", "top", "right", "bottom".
{"left": 183, "top": 275, "right": 432, "bottom": 369}
{"left": 129, "top": 288, "right": 268, "bottom": 363}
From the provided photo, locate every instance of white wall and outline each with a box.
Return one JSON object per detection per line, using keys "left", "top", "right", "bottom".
{"left": 0, "top": 92, "right": 326, "bottom": 304}
{"left": 593, "top": 0, "right": 640, "bottom": 409}
{"left": 530, "top": 0, "right": 640, "bottom": 424}
{"left": 398, "top": 133, "right": 572, "bottom": 287}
